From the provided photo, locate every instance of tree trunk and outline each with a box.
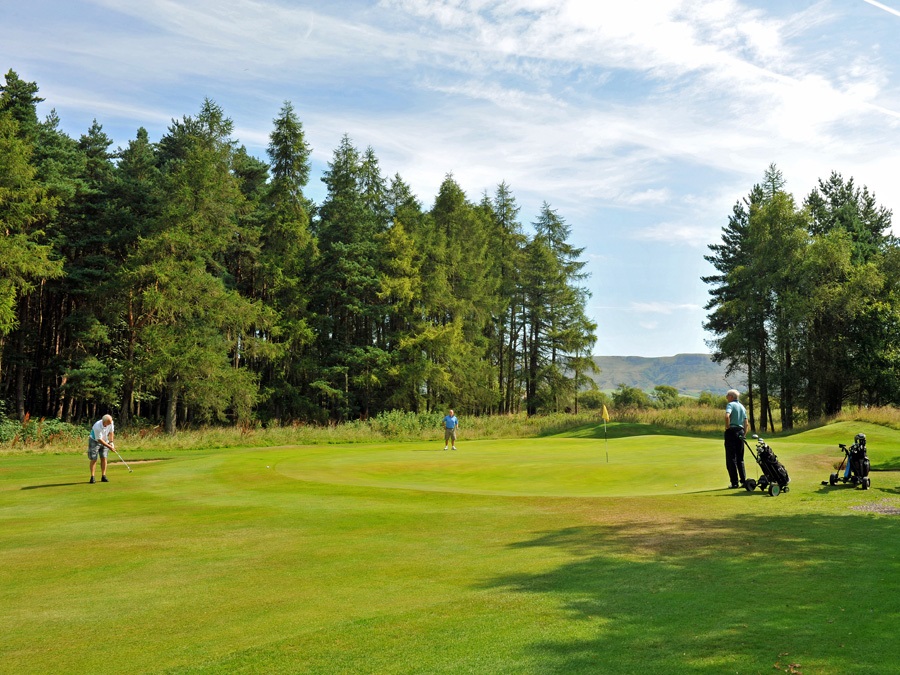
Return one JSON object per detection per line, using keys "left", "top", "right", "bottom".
{"left": 782, "top": 341, "right": 793, "bottom": 430}
{"left": 165, "top": 385, "right": 178, "bottom": 434}
{"left": 758, "top": 330, "right": 769, "bottom": 433}
{"left": 746, "top": 346, "right": 755, "bottom": 433}
{"left": 15, "top": 327, "right": 25, "bottom": 422}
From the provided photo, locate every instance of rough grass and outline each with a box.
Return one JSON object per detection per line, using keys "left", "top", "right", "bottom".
{"left": 3, "top": 405, "right": 899, "bottom": 456}
{"left": 0, "top": 412, "right": 604, "bottom": 455}
{"left": 2, "top": 420, "right": 899, "bottom": 673}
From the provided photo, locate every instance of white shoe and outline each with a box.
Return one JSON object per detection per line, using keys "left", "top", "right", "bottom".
{"left": 451, "top": 446, "right": 457, "bottom": 450}
{"left": 443, "top": 446, "right": 448, "bottom": 451}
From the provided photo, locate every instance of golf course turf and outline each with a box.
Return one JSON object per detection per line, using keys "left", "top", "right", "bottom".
{"left": 2, "top": 421, "right": 899, "bottom": 673}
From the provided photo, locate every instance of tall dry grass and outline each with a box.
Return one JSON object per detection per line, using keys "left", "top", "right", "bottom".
{"left": 610, "top": 406, "right": 724, "bottom": 435}
{"left": 831, "top": 405, "right": 900, "bottom": 430}
{"left": 0, "top": 411, "right": 601, "bottom": 455}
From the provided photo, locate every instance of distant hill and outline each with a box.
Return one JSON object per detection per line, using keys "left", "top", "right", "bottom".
{"left": 591, "top": 354, "right": 746, "bottom": 396}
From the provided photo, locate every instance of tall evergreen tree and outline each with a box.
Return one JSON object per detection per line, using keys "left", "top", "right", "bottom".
{"left": 488, "top": 182, "right": 525, "bottom": 413}
{"left": 1, "top": 73, "right": 81, "bottom": 420}
{"left": 254, "top": 101, "right": 317, "bottom": 421}
{"left": 423, "top": 175, "right": 499, "bottom": 412}
{"left": 0, "top": 111, "right": 63, "bottom": 395}
{"left": 125, "top": 100, "right": 268, "bottom": 432}
{"left": 521, "top": 203, "right": 595, "bottom": 415}
{"left": 803, "top": 173, "right": 896, "bottom": 415}
{"left": 310, "top": 136, "right": 386, "bottom": 419}
{"left": 107, "top": 127, "right": 163, "bottom": 424}
{"left": 704, "top": 193, "right": 761, "bottom": 429}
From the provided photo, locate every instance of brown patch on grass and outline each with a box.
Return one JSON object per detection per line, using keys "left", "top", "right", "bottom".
{"left": 849, "top": 499, "right": 900, "bottom": 515}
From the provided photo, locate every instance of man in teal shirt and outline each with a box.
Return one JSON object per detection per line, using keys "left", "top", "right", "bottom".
{"left": 443, "top": 409, "right": 458, "bottom": 450}
{"left": 724, "top": 389, "right": 749, "bottom": 488}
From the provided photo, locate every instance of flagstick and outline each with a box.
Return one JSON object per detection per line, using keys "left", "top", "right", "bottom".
{"left": 605, "top": 420, "right": 608, "bottom": 463}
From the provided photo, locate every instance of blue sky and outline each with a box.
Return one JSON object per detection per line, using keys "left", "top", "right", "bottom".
{"left": 3, "top": 0, "right": 900, "bottom": 356}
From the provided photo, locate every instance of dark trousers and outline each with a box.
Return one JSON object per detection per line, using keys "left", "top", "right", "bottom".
{"left": 724, "top": 427, "right": 746, "bottom": 486}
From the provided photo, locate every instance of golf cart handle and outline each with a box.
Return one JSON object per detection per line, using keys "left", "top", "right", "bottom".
{"left": 839, "top": 443, "right": 847, "bottom": 449}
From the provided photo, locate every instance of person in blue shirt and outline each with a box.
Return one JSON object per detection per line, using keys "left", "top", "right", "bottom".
{"left": 442, "top": 408, "right": 459, "bottom": 450}
{"left": 724, "top": 389, "right": 749, "bottom": 488}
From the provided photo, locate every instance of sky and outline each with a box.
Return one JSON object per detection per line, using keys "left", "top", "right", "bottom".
{"left": 3, "top": 0, "right": 900, "bottom": 357}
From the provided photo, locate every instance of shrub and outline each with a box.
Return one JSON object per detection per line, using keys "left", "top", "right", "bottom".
{"left": 613, "top": 383, "right": 650, "bottom": 409}
{"left": 578, "top": 390, "right": 610, "bottom": 410}
{"left": 0, "top": 415, "right": 85, "bottom": 447}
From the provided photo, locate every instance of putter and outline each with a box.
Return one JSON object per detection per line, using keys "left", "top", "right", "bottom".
{"left": 111, "top": 445, "right": 133, "bottom": 472}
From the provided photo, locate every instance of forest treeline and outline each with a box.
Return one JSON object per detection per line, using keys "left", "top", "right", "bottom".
{"left": 704, "top": 164, "right": 899, "bottom": 433}
{"left": 0, "top": 70, "right": 598, "bottom": 431}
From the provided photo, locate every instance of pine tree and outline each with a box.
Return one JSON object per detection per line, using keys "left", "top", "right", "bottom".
{"left": 520, "top": 203, "right": 595, "bottom": 415}
{"left": 254, "top": 101, "right": 317, "bottom": 421}
{"left": 0, "top": 111, "right": 62, "bottom": 356}
{"left": 125, "top": 100, "right": 267, "bottom": 432}
{"left": 310, "top": 136, "right": 386, "bottom": 419}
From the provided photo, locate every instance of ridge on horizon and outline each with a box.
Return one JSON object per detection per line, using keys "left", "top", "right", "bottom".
{"left": 591, "top": 353, "right": 745, "bottom": 395}
{"left": 596, "top": 352, "right": 713, "bottom": 359}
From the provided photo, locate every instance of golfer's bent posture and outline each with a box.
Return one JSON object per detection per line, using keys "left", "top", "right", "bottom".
{"left": 88, "top": 414, "right": 115, "bottom": 483}
{"left": 443, "top": 409, "right": 458, "bottom": 451}
{"left": 724, "top": 390, "right": 749, "bottom": 488}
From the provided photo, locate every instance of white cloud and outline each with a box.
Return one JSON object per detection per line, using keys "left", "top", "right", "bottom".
{"left": 4, "top": 0, "right": 900, "bottom": 355}
{"left": 634, "top": 222, "right": 720, "bottom": 248}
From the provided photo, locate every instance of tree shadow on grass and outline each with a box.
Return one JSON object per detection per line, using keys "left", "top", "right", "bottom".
{"left": 480, "top": 514, "right": 900, "bottom": 674}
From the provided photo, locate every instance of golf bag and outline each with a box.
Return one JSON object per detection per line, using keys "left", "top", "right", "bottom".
{"left": 827, "top": 433, "right": 871, "bottom": 489}
{"left": 743, "top": 435, "right": 790, "bottom": 496}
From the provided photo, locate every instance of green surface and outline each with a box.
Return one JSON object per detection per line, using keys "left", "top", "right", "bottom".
{"left": 2, "top": 421, "right": 899, "bottom": 673}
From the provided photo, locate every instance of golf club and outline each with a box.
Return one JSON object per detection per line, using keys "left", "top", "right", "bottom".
{"left": 111, "top": 444, "right": 132, "bottom": 472}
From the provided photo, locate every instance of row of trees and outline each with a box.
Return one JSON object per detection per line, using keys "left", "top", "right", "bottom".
{"left": 0, "top": 69, "right": 597, "bottom": 431}
{"left": 704, "top": 164, "right": 899, "bottom": 431}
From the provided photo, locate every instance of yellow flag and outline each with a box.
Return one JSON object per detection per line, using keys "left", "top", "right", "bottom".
{"left": 602, "top": 404, "right": 610, "bottom": 423}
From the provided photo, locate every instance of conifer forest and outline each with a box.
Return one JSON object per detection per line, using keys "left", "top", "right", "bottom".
{"left": 0, "top": 70, "right": 598, "bottom": 431}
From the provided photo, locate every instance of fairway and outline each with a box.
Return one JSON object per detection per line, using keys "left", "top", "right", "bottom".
{"left": 2, "top": 421, "right": 900, "bottom": 674}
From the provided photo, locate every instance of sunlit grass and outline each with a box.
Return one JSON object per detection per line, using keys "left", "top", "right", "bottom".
{"left": 1, "top": 421, "right": 899, "bottom": 673}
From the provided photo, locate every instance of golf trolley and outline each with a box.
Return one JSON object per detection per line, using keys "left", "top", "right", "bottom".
{"left": 825, "top": 433, "right": 871, "bottom": 490}
{"left": 743, "top": 434, "right": 790, "bottom": 496}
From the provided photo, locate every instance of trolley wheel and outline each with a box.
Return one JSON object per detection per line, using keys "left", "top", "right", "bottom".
{"left": 758, "top": 476, "right": 769, "bottom": 489}
{"left": 744, "top": 479, "right": 756, "bottom": 491}
{"left": 769, "top": 483, "right": 780, "bottom": 496}
{"left": 862, "top": 478, "right": 871, "bottom": 490}
{"left": 829, "top": 473, "right": 838, "bottom": 486}
{"left": 782, "top": 486, "right": 789, "bottom": 493}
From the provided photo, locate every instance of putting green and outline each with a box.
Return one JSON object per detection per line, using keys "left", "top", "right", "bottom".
{"left": 266, "top": 421, "right": 893, "bottom": 497}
